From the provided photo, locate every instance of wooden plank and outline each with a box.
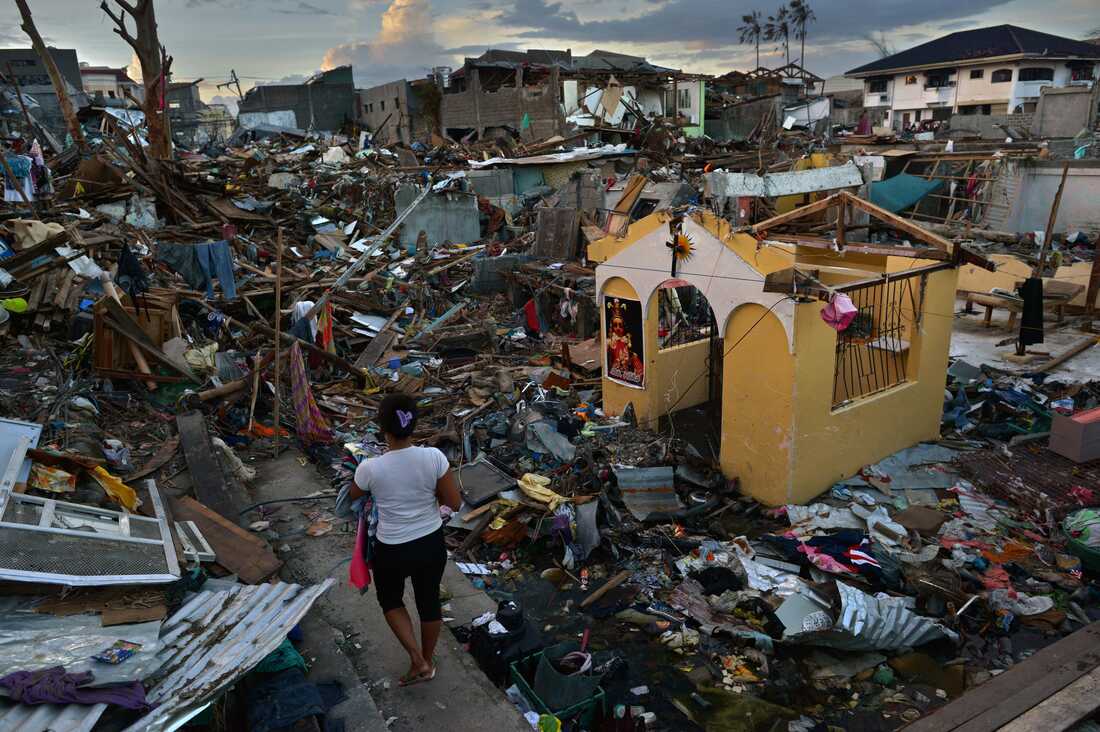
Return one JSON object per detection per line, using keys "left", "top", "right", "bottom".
{"left": 533, "top": 207, "right": 580, "bottom": 259}
{"left": 581, "top": 570, "right": 632, "bottom": 609}
{"left": 176, "top": 411, "right": 237, "bottom": 520}
{"left": 168, "top": 495, "right": 282, "bottom": 585}
{"left": 354, "top": 298, "right": 409, "bottom": 369}
{"left": 998, "top": 666, "right": 1100, "bottom": 732}
{"left": 354, "top": 330, "right": 396, "bottom": 369}
{"left": 904, "top": 619, "right": 1100, "bottom": 732}
{"left": 128, "top": 436, "right": 180, "bottom": 481}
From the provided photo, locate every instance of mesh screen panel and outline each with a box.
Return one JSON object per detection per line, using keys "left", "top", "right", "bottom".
{"left": 2, "top": 501, "right": 40, "bottom": 526}
{"left": 0, "top": 531, "right": 170, "bottom": 577}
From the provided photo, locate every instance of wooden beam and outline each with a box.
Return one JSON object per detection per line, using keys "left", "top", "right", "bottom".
{"left": 904, "top": 619, "right": 1100, "bottom": 732}
{"left": 750, "top": 192, "right": 841, "bottom": 234}
{"left": 835, "top": 260, "right": 956, "bottom": 292}
{"left": 177, "top": 411, "right": 238, "bottom": 521}
{"left": 763, "top": 234, "right": 951, "bottom": 260}
{"left": 840, "top": 191, "right": 956, "bottom": 252}
{"left": 1034, "top": 161, "right": 1070, "bottom": 277}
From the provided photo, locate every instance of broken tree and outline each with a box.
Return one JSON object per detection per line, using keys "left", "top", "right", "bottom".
{"left": 100, "top": 0, "right": 173, "bottom": 160}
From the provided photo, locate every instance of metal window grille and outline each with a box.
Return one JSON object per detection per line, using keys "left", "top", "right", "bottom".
{"left": 832, "top": 272, "right": 927, "bottom": 409}
{"left": 658, "top": 287, "right": 716, "bottom": 351}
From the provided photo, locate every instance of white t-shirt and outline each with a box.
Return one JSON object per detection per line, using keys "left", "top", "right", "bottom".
{"left": 354, "top": 446, "right": 450, "bottom": 545}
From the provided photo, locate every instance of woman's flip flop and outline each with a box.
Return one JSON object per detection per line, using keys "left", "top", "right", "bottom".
{"left": 398, "top": 664, "right": 436, "bottom": 687}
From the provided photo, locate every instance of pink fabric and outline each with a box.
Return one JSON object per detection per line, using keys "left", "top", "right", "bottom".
{"left": 821, "top": 293, "right": 858, "bottom": 331}
{"left": 798, "top": 544, "right": 855, "bottom": 574}
{"left": 349, "top": 514, "right": 371, "bottom": 591}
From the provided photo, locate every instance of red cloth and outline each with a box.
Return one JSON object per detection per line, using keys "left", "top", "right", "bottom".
{"left": 524, "top": 299, "right": 540, "bottom": 333}
{"left": 350, "top": 513, "right": 372, "bottom": 591}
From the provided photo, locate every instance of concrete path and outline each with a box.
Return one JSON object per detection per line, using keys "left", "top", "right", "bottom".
{"left": 250, "top": 451, "right": 530, "bottom": 732}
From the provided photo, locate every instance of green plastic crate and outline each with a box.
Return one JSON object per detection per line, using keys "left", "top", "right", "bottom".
{"left": 509, "top": 651, "right": 606, "bottom": 728}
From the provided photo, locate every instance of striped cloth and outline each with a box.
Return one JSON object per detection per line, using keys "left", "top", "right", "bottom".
{"left": 289, "top": 341, "right": 333, "bottom": 445}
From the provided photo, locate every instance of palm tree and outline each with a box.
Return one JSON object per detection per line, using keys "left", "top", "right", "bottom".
{"left": 765, "top": 5, "right": 791, "bottom": 66}
{"left": 789, "top": 0, "right": 816, "bottom": 75}
{"left": 738, "top": 11, "right": 763, "bottom": 70}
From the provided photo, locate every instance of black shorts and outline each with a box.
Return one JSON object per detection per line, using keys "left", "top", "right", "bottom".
{"left": 372, "top": 527, "right": 447, "bottom": 621}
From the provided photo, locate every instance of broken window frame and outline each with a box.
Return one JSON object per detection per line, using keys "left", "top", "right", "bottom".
{"left": 0, "top": 474, "right": 181, "bottom": 586}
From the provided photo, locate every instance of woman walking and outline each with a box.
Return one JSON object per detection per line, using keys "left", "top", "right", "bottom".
{"left": 348, "top": 393, "right": 462, "bottom": 686}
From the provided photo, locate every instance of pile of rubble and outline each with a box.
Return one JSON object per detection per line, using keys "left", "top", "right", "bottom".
{"left": 1, "top": 57, "right": 1099, "bottom": 731}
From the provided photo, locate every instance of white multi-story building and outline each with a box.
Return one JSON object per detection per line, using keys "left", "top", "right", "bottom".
{"left": 846, "top": 25, "right": 1099, "bottom": 129}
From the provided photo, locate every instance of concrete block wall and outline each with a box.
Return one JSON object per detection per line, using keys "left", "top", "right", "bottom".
{"left": 949, "top": 113, "right": 1034, "bottom": 139}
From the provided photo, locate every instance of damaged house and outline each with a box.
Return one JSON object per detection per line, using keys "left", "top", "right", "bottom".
{"left": 439, "top": 48, "right": 706, "bottom": 142}
{"left": 356, "top": 77, "right": 440, "bottom": 145}
{"left": 238, "top": 65, "right": 355, "bottom": 132}
{"left": 0, "top": 47, "right": 87, "bottom": 141}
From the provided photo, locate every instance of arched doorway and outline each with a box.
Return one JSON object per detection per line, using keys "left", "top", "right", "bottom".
{"left": 654, "top": 279, "right": 722, "bottom": 462}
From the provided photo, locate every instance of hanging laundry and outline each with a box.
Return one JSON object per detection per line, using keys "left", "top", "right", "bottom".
{"left": 3, "top": 155, "right": 34, "bottom": 203}
{"left": 821, "top": 292, "right": 858, "bottom": 331}
{"left": 1017, "top": 277, "right": 1044, "bottom": 347}
{"left": 288, "top": 341, "right": 334, "bottom": 445}
{"left": 524, "top": 298, "right": 542, "bottom": 334}
{"left": 194, "top": 240, "right": 238, "bottom": 300}
{"left": 559, "top": 287, "right": 579, "bottom": 322}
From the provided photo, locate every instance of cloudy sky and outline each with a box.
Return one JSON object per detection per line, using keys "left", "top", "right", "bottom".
{"left": 3, "top": 0, "right": 1098, "bottom": 110}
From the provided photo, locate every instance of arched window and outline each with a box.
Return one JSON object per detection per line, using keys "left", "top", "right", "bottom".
{"left": 1018, "top": 67, "right": 1054, "bottom": 82}
{"left": 991, "top": 69, "right": 1013, "bottom": 83}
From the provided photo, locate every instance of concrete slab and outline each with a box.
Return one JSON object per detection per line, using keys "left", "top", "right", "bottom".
{"left": 249, "top": 451, "right": 530, "bottom": 732}
{"left": 951, "top": 302, "right": 1100, "bottom": 383}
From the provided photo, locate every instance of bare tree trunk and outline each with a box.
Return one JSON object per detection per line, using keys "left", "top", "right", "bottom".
{"left": 101, "top": 0, "right": 172, "bottom": 160}
{"left": 13, "top": 0, "right": 88, "bottom": 154}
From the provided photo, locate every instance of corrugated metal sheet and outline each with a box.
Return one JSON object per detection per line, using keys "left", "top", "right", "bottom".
{"left": 705, "top": 160, "right": 865, "bottom": 198}
{"left": 124, "top": 579, "right": 334, "bottom": 732}
{"left": 0, "top": 701, "right": 105, "bottom": 732}
{"left": 785, "top": 580, "right": 958, "bottom": 651}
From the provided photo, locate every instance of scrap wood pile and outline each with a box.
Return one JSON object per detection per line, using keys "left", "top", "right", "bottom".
{"left": 0, "top": 125, "right": 617, "bottom": 729}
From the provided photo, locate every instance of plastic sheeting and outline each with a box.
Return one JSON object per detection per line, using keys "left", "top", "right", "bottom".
{"left": 0, "top": 598, "right": 164, "bottom": 684}
{"left": 868, "top": 173, "right": 943, "bottom": 214}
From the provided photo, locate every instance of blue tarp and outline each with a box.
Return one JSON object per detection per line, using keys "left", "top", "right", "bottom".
{"left": 869, "top": 173, "right": 943, "bottom": 213}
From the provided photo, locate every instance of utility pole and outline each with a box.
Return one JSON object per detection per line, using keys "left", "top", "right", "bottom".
{"left": 217, "top": 69, "right": 243, "bottom": 100}
{"left": 14, "top": 0, "right": 89, "bottom": 154}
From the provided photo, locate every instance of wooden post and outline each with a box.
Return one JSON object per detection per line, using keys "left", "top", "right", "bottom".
{"left": 1034, "top": 162, "right": 1070, "bottom": 277}
{"left": 13, "top": 0, "right": 88, "bottom": 154}
{"left": 1086, "top": 236, "right": 1100, "bottom": 317}
{"left": 836, "top": 199, "right": 847, "bottom": 249}
{"left": 273, "top": 228, "right": 284, "bottom": 458}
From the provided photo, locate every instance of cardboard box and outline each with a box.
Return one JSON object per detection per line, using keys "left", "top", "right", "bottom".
{"left": 1050, "top": 407, "right": 1100, "bottom": 464}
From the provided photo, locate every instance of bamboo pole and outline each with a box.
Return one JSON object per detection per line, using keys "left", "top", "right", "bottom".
{"left": 273, "top": 228, "right": 284, "bottom": 458}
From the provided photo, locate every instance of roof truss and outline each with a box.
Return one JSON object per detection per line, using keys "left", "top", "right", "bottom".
{"left": 751, "top": 190, "right": 994, "bottom": 270}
